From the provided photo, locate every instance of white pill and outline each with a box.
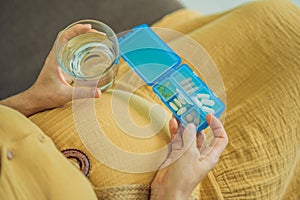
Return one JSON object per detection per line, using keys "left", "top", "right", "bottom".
{"left": 185, "top": 114, "right": 193, "bottom": 122}
{"left": 169, "top": 102, "right": 178, "bottom": 111}
{"left": 197, "top": 93, "right": 210, "bottom": 99}
{"left": 177, "top": 107, "right": 187, "bottom": 116}
{"left": 192, "top": 97, "right": 198, "bottom": 102}
{"left": 180, "top": 78, "right": 192, "bottom": 86}
{"left": 174, "top": 98, "right": 182, "bottom": 108}
{"left": 183, "top": 82, "right": 195, "bottom": 90}
{"left": 178, "top": 94, "right": 187, "bottom": 105}
{"left": 190, "top": 111, "right": 197, "bottom": 117}
{"left": 193, "top": 117, "right": 201, "bottom": 125}
{"left": 201, "top": 99, "right": 215, "bottom": 107}
{"left": 192, "top": 97, "right": 203, "bottom": 108}
{"left": 201, "top": 106, "right": 215, "bottom": 114}
{"left": 187, "top": 87, "right": 199, "bottom": 95}
{"left": 177, "top": 89, "right": 193, "bottom": 105}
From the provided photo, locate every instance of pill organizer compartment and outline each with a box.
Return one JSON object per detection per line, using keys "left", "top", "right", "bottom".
{"left": 153, "top": 78, "right": 177, "bottom": 102}
{"left": 181, "top": 107, "right": 203, "bottom": 128}
{"left": 193, "top": 87, "right": 224, "bottom": 117}
{"left": 164, "top": 94, "right": 192, "bottom": 117}
{"left": 168, "top": 64, "right": 224, "bottom": 130}
{"left": 171, "top": 64, "right": 225, "bottom": 116}
{"left": 171, "top": 65, "right": 204, "bottom": 96}
{"left": 119, "top": 24, "right": 225, "bottom": 131}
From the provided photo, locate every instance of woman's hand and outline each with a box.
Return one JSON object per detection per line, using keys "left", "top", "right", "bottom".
{"left": 1, "top": 24, "right": 101, "bottom": 116}
{"left": 150, "top": 114, "right": 228, "bottom": 200}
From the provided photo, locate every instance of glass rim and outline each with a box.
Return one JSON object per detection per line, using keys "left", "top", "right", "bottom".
{"left": 54, "top": 19, "right": 120, "bottom": 80}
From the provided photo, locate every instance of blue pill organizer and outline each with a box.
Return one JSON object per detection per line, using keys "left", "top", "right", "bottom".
{"left": 119, "top": 24, "right": 225, "bottom": 131}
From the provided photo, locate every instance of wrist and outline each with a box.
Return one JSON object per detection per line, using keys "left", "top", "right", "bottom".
{"left": 0, "top": 87, "right": 43, "bottom": 117}
{"left": 166, "top": 191, "right": 188, "bottom": 200}
{"left": 150, "top": 187, "right": 189, "bottom": 200}
{"left": 22, "top": 87, "right": 44, "bottom": 115}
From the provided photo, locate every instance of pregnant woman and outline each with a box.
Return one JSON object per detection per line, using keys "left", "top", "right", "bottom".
{"left": 1, "top": 0, "right": 299, "bottom": 199}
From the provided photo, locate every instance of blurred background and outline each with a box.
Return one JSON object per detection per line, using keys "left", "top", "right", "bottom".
{"left": 179, "top": 0, "right": 300, "bottom": 14}
{"left": 1, "top": 0, "right": 299, "bottom": 99}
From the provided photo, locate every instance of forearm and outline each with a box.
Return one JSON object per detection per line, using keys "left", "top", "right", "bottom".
{"left": 0, "top": 88, "right": 41, "bottom": 117}
{"left": 150, "top": 192, "right": 187, "bottom": 200}
{"left": 150, "top": 186, "right": 190, "bottom": 200}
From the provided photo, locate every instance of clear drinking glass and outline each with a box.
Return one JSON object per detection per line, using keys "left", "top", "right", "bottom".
{"left": 55, "top": 19, "right": 119, "bottom": 91}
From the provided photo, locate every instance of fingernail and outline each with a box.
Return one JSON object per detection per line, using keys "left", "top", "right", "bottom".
{"left": 83, "top": 24, "right": 92, "bottom": 29}
{"left": 95, "top": 88, "right": 101, "bottom": 98}
{"left": 90, "top": 88, "right": 101, "bottom": 98}
{"left": 206, "top": 114, "right": 212, "bottom": 124}
{"left": 171, "top": 117, "right": 177, "bottom": 124}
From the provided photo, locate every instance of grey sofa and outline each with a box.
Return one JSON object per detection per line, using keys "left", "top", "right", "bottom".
{"left": 0, "top": 0, "right": 183, "bottom": 99}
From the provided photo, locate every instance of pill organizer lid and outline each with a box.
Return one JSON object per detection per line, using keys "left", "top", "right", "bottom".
{"left": 119, "top": 24, "right": 181, "bottom": 86}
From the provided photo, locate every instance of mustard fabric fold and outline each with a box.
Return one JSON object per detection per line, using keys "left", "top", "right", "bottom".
{"left": 0, "top": 105, "right": 98, "bottom": 200}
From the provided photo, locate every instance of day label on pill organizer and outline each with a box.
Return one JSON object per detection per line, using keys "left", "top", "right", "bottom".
{"left": 119, "top": 24, "right": 225, "bottom": 131}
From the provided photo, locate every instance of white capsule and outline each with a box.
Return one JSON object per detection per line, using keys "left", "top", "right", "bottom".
{"left": 169, "top": 102, "right": 178, "bottom": 111}
{"left": 197, "top": 93, "right": 210, "bottom": 99}
{"left": 177, "top": 107, "right": 187, "bottom": 116}
{"left": 180, "top": 78, "right": 192, "bottom": 86}
{"left": 177, "top": 94, "right": 187, "bottom": 105}
{"left": 174, "top": 98, "right": 182, "bottom": 108}
{"left": 192, "top": 97, "right": 198, "bottom": 102}
{"left": 177, "top": 89, "right": 193, "bottom": 105}
{"left": 201, "top": 106, "right": 215, "bottom": 114}
{"left": 187, "top": 87, "right": 199, "bottom": 95}
{"left": 192, "top": 97, "right": 203, "bottom": 108}
{"left": 182, "top": 82, "right": 195, "bottom": 90}
{"left": 201, "top": 99, "right": 215, "bottom": 107}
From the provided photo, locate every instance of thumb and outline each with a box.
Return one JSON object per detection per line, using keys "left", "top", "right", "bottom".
{"left": 182, "top": 124, "right": 197, "bottom": 152}
{"left": 72, "top": 87, "right": 101, "bottom": 99}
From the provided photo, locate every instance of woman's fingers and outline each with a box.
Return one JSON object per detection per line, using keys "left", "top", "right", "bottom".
{"left": 200, "top": 114, "right": 228, "bottom": 166}
{"left": 58, "top": 24, "right": 92, "bottom": 47}
{"left": 182, "top": 124, "right": 198, "bottom": 153}
{"left": 197, "top": 131, "right": 206, "bottom": 153}
{"left": 163, "top": 123, "right": 198, "bottom": 168}
{"left": 170, "top": 125, "right": 184, "bottom": 152}
{"left": 161, "top": 124, "right": 183, "bottom": 168}
{"left": 72, "top": 86, "right": 101, "bottom": 99}
{"left": 63, "top": 24, "right": 91, "bottom": 41}
{"left": 169, "top": 116, "right": 206, "bottom": 152}
{"left": 169, "top": 117, "right": 178, "bottom": 140}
